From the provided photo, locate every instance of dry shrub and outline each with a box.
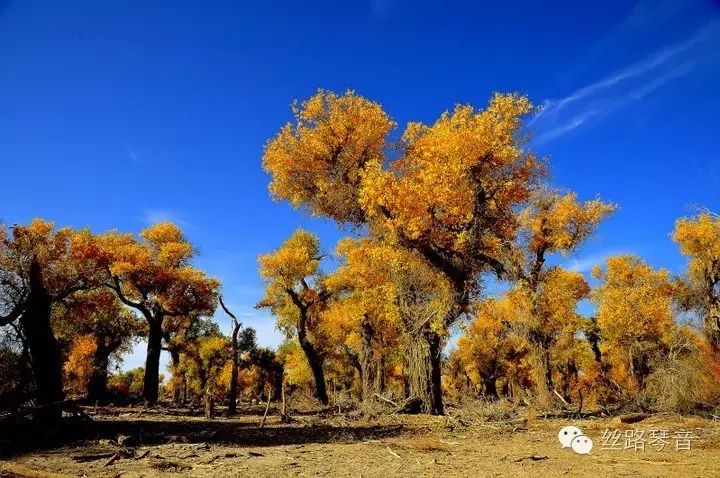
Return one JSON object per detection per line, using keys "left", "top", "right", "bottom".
{"left": 0, "top": 346, "right": 33, "bottom": 408}
{"left": 640, "top": 353, "right": 720, "bottom": 413}
{"left": 454, "top": 398, "right": 521, "bottom": 422}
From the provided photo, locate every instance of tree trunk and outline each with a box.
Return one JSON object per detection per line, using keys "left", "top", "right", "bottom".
{"left": 359, "top": 318, "right": 376, "bottom": 404}
{"left": 22, "top": 258, "right": 64, "bottom": 424}
{"left": 227, "top": 321, "right": 240, "bottom": 415}
{"left": 87, "top": 342, "right": 111, "bottom": 404}
{"left": 143, "top": 318, "right": 163, "bottom": 404}
{"left": 480, "top": 370, "right": 499, "bottom": 400}
{"left": 530, "top": 340, "right": 554, "bottom": 406}
{"left": 404, "top": 328, "right": 443, "bottom": 415}
{"left": 271, "top": 365, "right": 283, "bottom": 401}
{"left": 256, "top": 370, "right": 268, "bottom": 399}
{"left": 705, "top": 309, "right": 720, "bottom": 355}
{"left": 484, "top": 376, "right": 498, "bottom": 399}
{"left": 374, "top": 356, "right": 385, "bottom": 394}
{"left": 297, "top": 316, "right": 328, "bottom": 405}
{"left": 169, "top": 348, "right": 182, "bottom": 403}
{"left": 204, "top": 384, "right": 214, "bottom": 419}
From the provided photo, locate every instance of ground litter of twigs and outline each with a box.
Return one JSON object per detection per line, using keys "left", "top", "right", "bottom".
{"left": 2, "top": 403, "right": 720, "bottom": 477}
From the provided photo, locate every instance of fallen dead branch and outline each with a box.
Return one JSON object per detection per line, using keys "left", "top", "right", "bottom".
{"left": 259, "top": 394, "right": 272, "bottom": 428}
{"left": 386, "top": 445, "right": 401, "bottom": 459}
{"left": 0, "top": 399, "right": 91, "bottom": 424}
{"left": 553, "top": 389, "right": 570, "bottom": 407}
{"left": 71, "top": 452, "right": 117, "bottom": 463}
{"left": 374, "top": 393, "right": 398, "bottom": 408}
{"left": 135, "top": 450, "right": 151, "bottom": 460}
{"left": 104, "top": 452, "right": 122, "bottom": 467}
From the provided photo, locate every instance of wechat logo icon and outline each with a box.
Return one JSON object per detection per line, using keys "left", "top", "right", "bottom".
{"left": 558, "top": 425, "right": 593, "bottom": 455}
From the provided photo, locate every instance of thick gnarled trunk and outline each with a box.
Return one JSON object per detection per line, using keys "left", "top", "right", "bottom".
{"left": 530, "top": 341, "right": 555, "bottom": 406}
{"left": 297, "top": 315, "right": 328, "bottom": 405}
{"left": 23, "top": 259, "right": 64, "bottom": 424}
{"left": 705, "top": 308, "right": 720, "bottom": 354}
{"left": 143, "top": 318, "right": 163, "bottom": 404}
{"left": 405, "top": 328, "right": 443, "bottom": 415}
{"left": 87, "top": 342, "right": 111, "bottom": 403}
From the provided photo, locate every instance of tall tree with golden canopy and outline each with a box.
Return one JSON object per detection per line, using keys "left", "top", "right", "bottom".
{"left": 673, "top": 212, "right": 720, "bottom": 352}
{"left": 513, "top": 190, "right": 615, "bottom": 403}
{"left": 257, "top": 230, "right": 331, "bottom": 405}
{"left": 591, "top": 255, "right": 675, "bottom": 390}
{"left": 263, "top": 90, "right": 541, "bottom": 414}
{"left": 324, "top": 238, "right": 450, "bottom": 410}
{"left": 73, "top": 222, "right": 220, "bottom": 403}
{"left": 54, "top": 289, "right": 143, "bottom": 402}
{"left": 0, "top": 219, "right": 100, "bottom": 422}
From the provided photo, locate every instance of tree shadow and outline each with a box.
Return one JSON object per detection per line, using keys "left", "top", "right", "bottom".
{"left": 0, "top": 417, "right": 405, "bottom": 457}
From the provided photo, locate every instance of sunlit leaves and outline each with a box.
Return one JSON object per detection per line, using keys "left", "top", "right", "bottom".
{"left": 258, "top": 229, "right": 320, "bottom": 288}
{"left": 593, "top": 255, "right": 675, "bottom": 347}
{"left": 519, "top": 191, "right": 616, "bottom": 258}
{"left": 360, "top": 94, "right": 539, "bottom": 266}
{"left": 672, "top": 212, "right": 720, "bottom": 350}
{"left": 264, "top": 90, "right": 395, "bottom": 224}
{"left": 75, "top": 222, "right": 220, "bottom": 318}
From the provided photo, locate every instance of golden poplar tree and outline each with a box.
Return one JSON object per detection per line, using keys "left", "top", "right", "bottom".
{"left": 263, "top": 90, "right": 540, "bottom": 413}
{"left": 673, "top": 212, "right": 720, "bottom": 352}
{"left": 512, "top": 190, "right": 615, "bottom": 404}
{"left": 73, "top": 222, "right": 220, "bottom": 403}
{"left": 0, "top": 219, "right": 101, "bottom": 422}
{"left": 257, "top": 229, "right": 332, "bottom": 404}
{"left": 592, "top": 255, "right": 675, "bottom": 391}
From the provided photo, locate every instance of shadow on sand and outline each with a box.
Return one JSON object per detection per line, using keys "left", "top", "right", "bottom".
{"left": 0, "top": 415, "right": 405, "bottom": 457}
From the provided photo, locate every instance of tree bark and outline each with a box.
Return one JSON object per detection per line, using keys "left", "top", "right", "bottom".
{"left": 272, "top": 365, "right": 284, "bottom": 401}
{"left": 296, "top": 314, "right": 328, "bottom": 405}
{"left": 374, "top": 356, "right": 385, "bottom": 394}
{"left": 530, "top": 341, "right": 555, "bottom": 406}
{"left": 359, "top": 317, "right": 377, "bottom": 404}
{"left": 220, "top": 297, "right": 241, "bottom": 415}
{"left": 22, "top": 258, "right": 64, "bottom": 424}
{"left": 483, "top": 376, "right": 498, "bottom": 399}
{"left": 480, "top": 367, "right": 499, "bottom": 400}
{"left": 228, "top": 327, "right": 240, "bottom": 413}
{"left": 705, "top": 311, "right": 720, "bottom": 354}
{"left": 204, "top": 384, "right": 214, "bottom": 419}
{"left": 404, "top": 328, "right": 443, "bottom": 415}
{"left": 143, "top": 317, "right": 163, "bottom": 404}
{"left": 169, "top": 348, "right": 182, "bottom": 403}
{"left": 87, "top": 341, "right": 111, "bottom": 403}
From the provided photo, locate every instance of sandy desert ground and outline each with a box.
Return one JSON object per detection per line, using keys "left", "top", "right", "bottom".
{"left": 2, "top": 404, "right": 720, "bottom": 477}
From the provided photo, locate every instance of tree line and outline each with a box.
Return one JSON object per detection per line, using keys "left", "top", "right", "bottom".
{"left": 2, "top": 90, "right": 719, "bottom": 421}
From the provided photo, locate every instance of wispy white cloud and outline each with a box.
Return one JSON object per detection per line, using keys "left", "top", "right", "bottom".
{"left": 593, "top": 0, "right": 692, "bottom": 55}
{"left": 123, "top": 142, "right": 141, "bottom": 164}
{"left": 536, "top": 106, "right": 610, "bottom": 143}
{"left": 564, "top": 250, "right": 631, "bottom": 274}
{"left": 141, "top": 209, "right": 191, "bottom": 227}
{"left": 532, "top": 20, "right": 720, "bottom": 143}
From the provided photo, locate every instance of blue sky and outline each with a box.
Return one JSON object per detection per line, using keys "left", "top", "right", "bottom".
{"left": 1, "top": 0, "right": 719, "bottom": 370}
